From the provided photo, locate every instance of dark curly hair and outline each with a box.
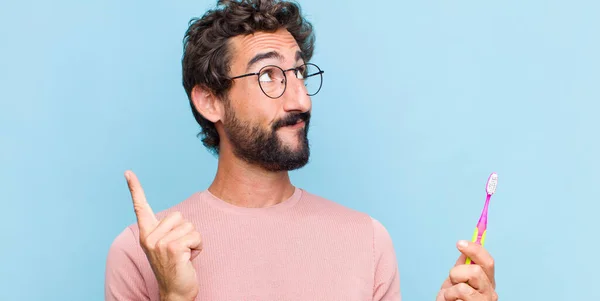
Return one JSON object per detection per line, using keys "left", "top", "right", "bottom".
{"left": 182, "top": 0, "right": 315, "bottom": 154}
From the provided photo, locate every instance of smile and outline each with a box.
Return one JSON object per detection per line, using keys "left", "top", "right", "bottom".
{"left": 284, "top": 120, "right": 305, "bottom": 129}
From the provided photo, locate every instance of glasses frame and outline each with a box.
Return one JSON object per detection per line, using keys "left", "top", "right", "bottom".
{"left": 229, "top": 62, "right": 324, "bottom": 99}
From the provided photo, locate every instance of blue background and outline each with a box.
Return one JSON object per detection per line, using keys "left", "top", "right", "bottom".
{"left": 1, "top": 0, "right": 598, "bottom": 300}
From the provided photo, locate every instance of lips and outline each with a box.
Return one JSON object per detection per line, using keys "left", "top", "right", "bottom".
{"left": 285, "top": 120, "right": 305, "bottom": 128}
{"left": 274, "top": 112, "right": 310, "bottom": 130}
{"left": 285, "top": 119, "right": 304, "bottom": 127}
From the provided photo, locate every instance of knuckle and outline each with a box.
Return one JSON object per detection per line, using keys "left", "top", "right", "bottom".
{"left": 448, "top": 269, "right": 456, "bottom": 282}
{"left": 486, "top": 257, "right": 495, "bottom": 269}
{"left": 140, "top": 237, "right": 154, "bottom": 251}
{"left": 492, "top": 291, "right": 499, "bottom": 301}
{"left": 166, "top": 211, "right": 183, "bottom": 222}
{"left": 457, "top": 283, "right": 475, "bottom": 296}
{"left": 167, "top": 241, "right": 180, "bottom": 255}
{"left": 156, "top": 238, "right": 168, "bottom": 251}
{"left": 437, "top": 289, "right": 447, "bottom": 300}
{"left": 448, "top": 265, "right": 458, "bottom": 275}
{"left": 471, "top": 264, "right": 484, "bottom": 275}
{"left": 448, "top": 266, "right": 455, "bottom": 274}
{"left": 443, "top": 288, "right": 452, "bottom": 299}
{"left": 183, "top": 221, "right": 194, "bottom": 231}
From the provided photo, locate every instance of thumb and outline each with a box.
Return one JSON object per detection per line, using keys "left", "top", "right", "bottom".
{"left": 452, "top": 240, "right": 471, "bottom": 266}
{"left": 125, "top": 170, "right": 158, "bottom": 236}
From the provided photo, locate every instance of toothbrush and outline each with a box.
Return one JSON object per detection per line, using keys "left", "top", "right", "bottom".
{"left": 465, "top": 172, "right": 498, "bottom": 265}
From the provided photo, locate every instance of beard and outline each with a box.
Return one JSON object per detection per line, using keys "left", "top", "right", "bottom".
{"left": 222, "top": 105, "right": 311, "bottom": 172}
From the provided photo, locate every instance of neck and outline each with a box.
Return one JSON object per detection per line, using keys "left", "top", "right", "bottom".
{"left": 207, "top": 146, "right": 296, "bottom": 208}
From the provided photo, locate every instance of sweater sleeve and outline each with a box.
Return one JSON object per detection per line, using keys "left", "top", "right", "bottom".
{"left": 371, "top": 218, "right": 401, "bottom": 301}
{"left": 105, "top": 227, "right": 151, "bottom": 301}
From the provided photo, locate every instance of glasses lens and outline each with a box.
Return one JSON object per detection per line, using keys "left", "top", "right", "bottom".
{"left": 297, "top": 63, "right": 323, "bottom": 96}
{"left": 258, "top": 66, "right": 286, "bottom": 98}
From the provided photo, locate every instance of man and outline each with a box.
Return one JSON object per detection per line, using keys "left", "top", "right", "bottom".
{"left": 105, "top": 0, "right": 499, "bottom": 300}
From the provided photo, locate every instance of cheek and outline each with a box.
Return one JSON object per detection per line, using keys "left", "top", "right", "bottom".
{"left": 246, "top": 99, "right": 281, "bottom": 127}
{"left": 228, "top": 83, "right": 282, "bottom": 127}
{"left": 260, "top": 102, "right": 282, "bottom": 128}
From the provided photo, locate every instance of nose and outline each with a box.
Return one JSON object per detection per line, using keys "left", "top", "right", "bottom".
{"left": 282, "top": 75, "right": 311, "bottom": 113}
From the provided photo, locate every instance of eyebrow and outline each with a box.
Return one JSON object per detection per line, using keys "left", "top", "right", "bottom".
{"left": 246, "top": 50, "right": 305, "bottom": 72}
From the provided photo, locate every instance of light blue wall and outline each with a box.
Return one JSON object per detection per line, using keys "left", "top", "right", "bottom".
{"left": 1, "top": 0, "right": 598, "bottom": 300}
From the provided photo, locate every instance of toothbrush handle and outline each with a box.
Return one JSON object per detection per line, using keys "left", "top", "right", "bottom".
{"left": 465, "top": 225, "right": 487, "bottom": 264}
{"left": 466, "top": 193, "right": 491, "bottom": 265}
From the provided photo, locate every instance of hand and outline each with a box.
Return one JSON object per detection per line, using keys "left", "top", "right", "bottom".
{"left": 436, "top": 240, "right": 498, "bottom": 301}
{"left": 125, "top": 170, "right": 202, "bottom": 301}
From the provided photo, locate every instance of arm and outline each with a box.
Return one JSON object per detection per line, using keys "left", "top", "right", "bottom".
{"left": 105, "top": 227, "right": 151, "bottom": 301}
{"left": 372, "top": 218, "right": 401, "bottom": 301}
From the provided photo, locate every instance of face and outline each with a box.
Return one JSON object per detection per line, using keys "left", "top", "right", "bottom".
{"left": 221, "top": 28, "right": 313, "bottom": 171}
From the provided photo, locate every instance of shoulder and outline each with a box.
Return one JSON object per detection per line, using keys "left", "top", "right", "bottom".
{"left": 370, "top": 218, "right": 401, "bottom": 300}
{"left": 299, "top": 189, "right": 370, "bottom": 218}
{"left": 107, "top": 226, "right": 139, "bottom": 255}
{"left": 106, "top": 224, "right": 146, "bottom": 271}
{"left": 370, "top": 217, "right": 396, "bottom": 256}
{"left": 298, "top": 189, "right": 394, "bottom": 237}
{"left": 105, "top": 226, "right": 153, "bottom": 299}
{"left": 299, "top": 189, "right": 396, "bottom": 247}
{"left": 371, "top": 218, "right": 393, "bottom": 244}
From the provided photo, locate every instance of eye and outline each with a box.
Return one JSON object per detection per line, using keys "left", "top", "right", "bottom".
{"left": 295, "top": 66, "right": 306, "bottom": 79}
{"left": 259, "top": 71, "right": 273, "bottom": 82}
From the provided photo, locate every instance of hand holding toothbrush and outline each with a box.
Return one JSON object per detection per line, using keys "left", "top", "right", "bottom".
{"left": 436, "top": 172, "right": 499, "bottom": 301}
{"left": 436, "top": 240, "right": 498, "bottom": 301}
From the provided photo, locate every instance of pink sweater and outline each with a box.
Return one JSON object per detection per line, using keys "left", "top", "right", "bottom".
{"left": 105, "top": 187, "right": 401, "bottom": 300}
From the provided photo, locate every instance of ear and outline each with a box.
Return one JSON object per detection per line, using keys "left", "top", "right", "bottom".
{"left": 191, "top": 85, "right": 223, "bottom": 123}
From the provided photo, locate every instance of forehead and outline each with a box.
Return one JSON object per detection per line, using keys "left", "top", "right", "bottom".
{"left": 229, "top": 28, "right": 301, "bottom": 71}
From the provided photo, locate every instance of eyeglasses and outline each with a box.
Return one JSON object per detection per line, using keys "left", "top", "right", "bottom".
{"left": 229, "top": 63, "right": 324, "bottom": 99}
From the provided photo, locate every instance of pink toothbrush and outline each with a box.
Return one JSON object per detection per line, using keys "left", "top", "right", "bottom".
{"left": 465, "top": 172, "right": 498, "bottom": 265}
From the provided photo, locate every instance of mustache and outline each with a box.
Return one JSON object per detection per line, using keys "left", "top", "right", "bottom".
{"left": 272, "top": 112, "right": 311, "bottom": 130}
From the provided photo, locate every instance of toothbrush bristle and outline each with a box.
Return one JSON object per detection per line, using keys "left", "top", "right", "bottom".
{"left": 486, "top": 173, "right": 498, "bottom": 195}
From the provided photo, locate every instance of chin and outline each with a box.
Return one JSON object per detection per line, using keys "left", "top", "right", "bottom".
{"left": 282, "top": 138, "right": 301, "bottom": 149}
{"left": 275, "top": 133, "right": 298, "bottom": 146}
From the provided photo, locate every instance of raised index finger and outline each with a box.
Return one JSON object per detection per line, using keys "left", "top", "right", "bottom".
{"left": 125, "top": 170, "right": 158, "bottom": 236}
